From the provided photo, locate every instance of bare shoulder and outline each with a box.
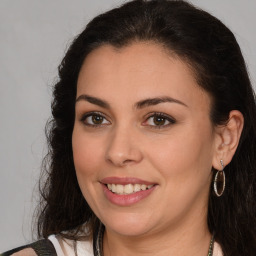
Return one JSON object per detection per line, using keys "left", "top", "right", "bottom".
{"left": 12, "top": 248, "right": 37, "bottom": 256}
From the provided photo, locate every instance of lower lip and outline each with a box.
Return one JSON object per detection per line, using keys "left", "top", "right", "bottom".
{"left": 102, "top": 184, "right": 157, "bottom": 206}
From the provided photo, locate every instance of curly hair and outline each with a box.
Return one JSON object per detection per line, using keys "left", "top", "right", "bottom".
{"left": 37, "top": 1, "right": 256, "bottom": 255}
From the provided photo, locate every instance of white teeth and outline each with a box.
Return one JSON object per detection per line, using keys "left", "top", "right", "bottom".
{"left": 106, "top": 183, "right": 154, "bottom": 195}
{"left": 111, "top": 184, "right": 116, "bottom": 193}
{"left": 116, "top": 184, "right": 124, "bottom": 194}
{"left": 134, "top": 184, "right": 141, "bottom": 192}
{"left": 141, "top": 184, "right": 147, "bottom": 191}
{"left": 124, "top": 184, "right": 133, "bottom": 194}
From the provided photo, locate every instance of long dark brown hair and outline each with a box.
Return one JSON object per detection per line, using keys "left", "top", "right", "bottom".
{"left": 37, "top": 1, "right": 256, "bottom": 255}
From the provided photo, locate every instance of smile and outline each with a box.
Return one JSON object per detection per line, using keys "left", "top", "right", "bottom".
{"left": 100, "top": 177, "right": 157, "bottom": 206}
{"left": 107, "top": 184, "right": 154, "bottom": 195}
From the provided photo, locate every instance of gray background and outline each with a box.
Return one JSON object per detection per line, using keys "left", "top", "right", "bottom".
{"left": 0, "top": 0, "right": 255, "bottom": 252}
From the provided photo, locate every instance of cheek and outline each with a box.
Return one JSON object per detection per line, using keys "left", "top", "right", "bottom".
{"left": 146, "top": 125, "right": 214, "bottom": 220}
{"left": 72, "top": 130, "right": 105, "bottom": 180}
{"left": 72, "top": 129, "right": 107, "bottom": 210}
{"left": 147, "top": 123, "right": 214, "bottom": 186}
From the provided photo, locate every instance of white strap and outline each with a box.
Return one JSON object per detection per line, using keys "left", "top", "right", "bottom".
{"left": 48, "top": 235, "right": 65, "bottom": 256}
{"left": 48, "top": 235, "right": 93, "bottom": 256}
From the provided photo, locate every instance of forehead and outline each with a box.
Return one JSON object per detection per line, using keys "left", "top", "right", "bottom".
{"left": 78, "top": 42, "right": 196, "bottom": 80}
{"left": 77, "top": 42, "right": 210, "bottom": 111}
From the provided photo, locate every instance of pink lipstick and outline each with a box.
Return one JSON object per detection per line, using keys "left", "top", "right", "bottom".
{"left": 100, "top": 177, "right": 157, "bottom": 206}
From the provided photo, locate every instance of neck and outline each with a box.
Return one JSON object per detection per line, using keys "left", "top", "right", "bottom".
{"left": 103, "top": 214, "right": 211, "bottom": 256}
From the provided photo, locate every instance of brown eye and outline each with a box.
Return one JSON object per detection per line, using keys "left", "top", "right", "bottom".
{"left": 92, "top": 115, "right": 104, "bottom": 124}
{"left": 153, "top": 116, "right": 166, "bottom": 126}
{"left": 143, "top": 113, "right": 176, "bottom": 128}
{"left": 81, "top": 112, "right": 110, "bottom": 126}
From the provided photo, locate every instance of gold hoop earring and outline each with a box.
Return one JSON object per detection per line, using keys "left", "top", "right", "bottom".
{"left": 214, "top": 159, "right": 226, "bottom": 197}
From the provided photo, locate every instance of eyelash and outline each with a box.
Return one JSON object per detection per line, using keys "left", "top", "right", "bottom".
{"left": 143, "top": 112, "right": 176, "bottom": 129}
{"left": 80, "top": 112, "right": 111, "bottom": 128}
{"left": 80, "top": 111, "right": 176, "bottom": 129}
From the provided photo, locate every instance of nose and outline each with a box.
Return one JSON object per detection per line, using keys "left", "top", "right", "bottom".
{"left": 105, "top": 126, "right": 143, "bottom": 167}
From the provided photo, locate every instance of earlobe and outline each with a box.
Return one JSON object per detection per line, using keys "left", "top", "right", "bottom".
{"left": 212, "top": 110, "right": 244, "bottom": 170}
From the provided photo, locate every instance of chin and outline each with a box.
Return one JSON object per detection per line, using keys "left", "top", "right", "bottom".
{"left": 101, "top": 211, "right": 155, "bottom": 237}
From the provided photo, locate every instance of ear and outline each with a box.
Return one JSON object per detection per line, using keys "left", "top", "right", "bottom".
{"left": 212, "top": 110, "right": 244, "bottom": 170}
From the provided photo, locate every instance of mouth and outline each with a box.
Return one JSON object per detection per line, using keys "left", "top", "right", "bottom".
{"left": 105, "top": 183, "right": 154, "bottom": 195}
{"left": 100, "top": 177, "right": 157, "bottom": 206}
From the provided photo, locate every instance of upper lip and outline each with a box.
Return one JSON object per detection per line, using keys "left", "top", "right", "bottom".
{"left": 100, "top": 176, "right": 156, "bottom": 185}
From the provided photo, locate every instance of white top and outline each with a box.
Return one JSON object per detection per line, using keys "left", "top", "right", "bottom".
{"left": 48, "top": 235, "right": 223, "bottom": 256}
{"left": 48, "top": 235, "right": 93, "bottom": 256}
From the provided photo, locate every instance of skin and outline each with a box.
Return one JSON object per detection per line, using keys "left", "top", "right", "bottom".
{"left": 72, "top": 42, "right": 243, "bottom": 256}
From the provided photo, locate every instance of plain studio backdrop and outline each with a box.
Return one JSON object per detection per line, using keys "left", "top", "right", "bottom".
{"left": 0, "top": 0, "right": 255, "bottom": 252}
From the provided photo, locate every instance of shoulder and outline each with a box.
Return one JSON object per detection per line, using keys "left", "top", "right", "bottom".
{"left": 213, "top": 241, "right": 223, "bottom": 256}
{"left": 1, "top": 239, "right": 57, "bottom": 256}
{"left": 6, "top": 248, "right": 36, "bottom": 256}
{"left": 48, "top": 235, "right": 93, "bottom": 256}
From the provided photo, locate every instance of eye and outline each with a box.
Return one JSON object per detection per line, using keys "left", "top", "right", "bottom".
{"left": 143, "top": 112, "right": 176, "bottom": 128}
{"left": 81, "top": 112, "right": 110, "bottom": 127}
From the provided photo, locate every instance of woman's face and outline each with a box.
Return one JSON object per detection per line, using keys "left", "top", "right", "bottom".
{"left": 72, "top": 42, "right": 218, "bottom": 237}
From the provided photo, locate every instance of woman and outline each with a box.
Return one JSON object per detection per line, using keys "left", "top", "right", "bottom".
{"left": 2, "top": 0, "right": 256, "bottom": 255}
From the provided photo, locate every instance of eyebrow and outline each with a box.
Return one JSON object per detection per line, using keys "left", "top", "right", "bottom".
{"left": 135, "top": 96, "right": 188, "bottom": 109}
{"left": 76, "top": 94, "right": 110, "bottom": 109}
{"left": 75, "top": 94, "right": 188, "bottom": 109}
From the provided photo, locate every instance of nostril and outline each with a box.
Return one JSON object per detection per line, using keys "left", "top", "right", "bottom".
{"left": 123, "top": 159, "right": 132, "bottom": 165}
